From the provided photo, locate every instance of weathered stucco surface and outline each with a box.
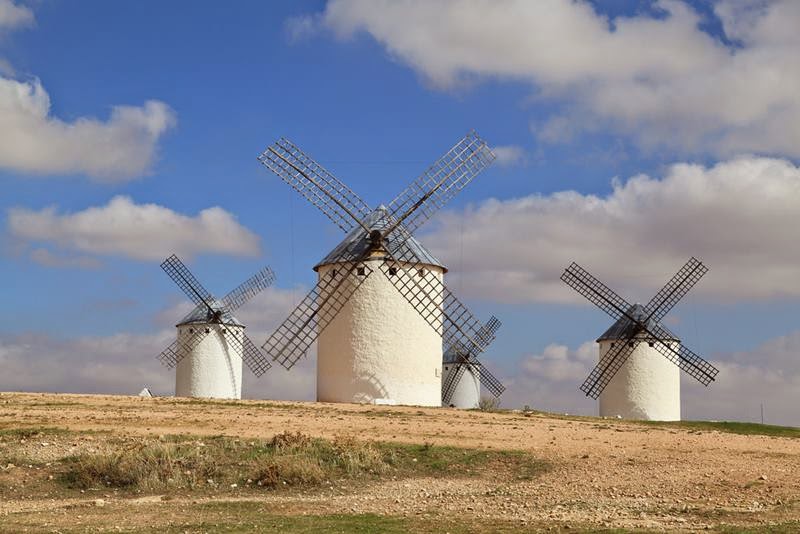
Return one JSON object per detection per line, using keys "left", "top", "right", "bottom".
{"left": 317, "top": 259, "right": 444, "bottom": 406}
{"left": 598, "top": 339, "right": 681, "bottom": 421}
{"left": 175, "top": 323, "right": 244, "bottom": 399}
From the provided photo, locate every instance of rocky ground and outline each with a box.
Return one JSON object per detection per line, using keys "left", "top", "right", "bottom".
{"left": 0, "top": 392, "right": 798, "bottom": 533}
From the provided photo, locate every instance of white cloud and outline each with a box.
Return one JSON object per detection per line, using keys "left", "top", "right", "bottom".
{"left": 29, "top": 248, "right": 101, "bottom": 269}
{"left": 504, "top": 332, "right": 800, "bottom": 428}
{"left": 503, "top": 341, "right": 598, "bottom": 416}
{"left": 313, "top": 0, "right": 800, "bottom": 158}
{"left": 0, "top": 284, "right": 317, "bottom": 400}
{"left": 423, "top": 156, "right": 800, "bottom": 303}
{"left": 0, "top": 329, "right": 316, "bottom": 401}
{"left": 284, "top": 14, "right": 321, "bottom": 43}
{"left": 491, "top": 145, "right": 525, "bottom": 167}
{"left": 0, "top": 0, "right": 33, "bottom": 31}
{"left": 0, "top": 76, "right": 175, "bottom": 181}
{"left": 7, "top": 195, "right": 261, "bottom": 262}
{"left": 682, "top": 331, "right": 800, "bottom": 427}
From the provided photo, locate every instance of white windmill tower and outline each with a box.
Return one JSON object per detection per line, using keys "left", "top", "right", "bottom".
{"left": 156, "top": 254, "right": 275, "bottom": 399}
{"left": 560, "top": 258, "right": 719, "bottom": 420}
{"left": 441, "top": 315, "right": 504, "bottom": 408}
{"left": 258, "top": 131, "right": 502, "bottom": 407}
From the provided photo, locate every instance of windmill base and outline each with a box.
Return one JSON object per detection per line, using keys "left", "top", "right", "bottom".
{"left": 597, "top": 340, "right": 680, "bottom": 421}
{"left": 175, "top": 323, "right": 244, "bottom": 400}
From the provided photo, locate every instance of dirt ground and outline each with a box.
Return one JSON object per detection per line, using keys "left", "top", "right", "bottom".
{"left": 1, "top": 392, "right": 798, "bottom": 532}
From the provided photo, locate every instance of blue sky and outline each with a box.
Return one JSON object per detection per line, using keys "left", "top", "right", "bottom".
{"left": 1, "top": 0, "right": 799, "bottom": 426}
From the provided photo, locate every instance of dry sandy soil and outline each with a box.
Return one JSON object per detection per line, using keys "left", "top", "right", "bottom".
{"left": 0, "top": 392, "right": 798, "bottom": 533}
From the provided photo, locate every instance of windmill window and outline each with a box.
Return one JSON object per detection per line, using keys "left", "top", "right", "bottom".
{"left": 388, "top": 267, "right": 397, "bottom": 276}
{"left": 205, "top": 328, "right": 211, "bottom": 334}
{"left": 610, "top": 342, "right": 615, "bottom": 348}
{"left": 418, "top": 268, "right": 426, "bottom": 277}
{"left": 222, "top": 329, "right": 227, "bottom": 334}
{"left": 189, "top": 328, "right": 195, "bottom": 334}
{"left": 648, "top": 342, "right": 654, "bottom": 347}
{"left": 628, "top": 342, "right": 635, "bottom": 347}
{"left": 356, "top": 266, "right": 366, "bottom": 276}
{"left": 330, "top": 269, "right": 337, "bottom": 278}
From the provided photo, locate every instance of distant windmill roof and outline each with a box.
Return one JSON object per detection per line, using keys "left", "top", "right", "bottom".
{"left": 314, "top": 206, "right": 446, "bottom": 271}
{"left": 443, "top": 344, "right": 483, "bottom": 365}
{"left": 176, "top": 299, "right": 244, "bottom": 327}
{"left": 597, "top": 303, "right": 679, "bottom": 342}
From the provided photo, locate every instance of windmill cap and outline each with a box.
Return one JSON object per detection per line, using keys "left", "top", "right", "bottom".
{"left": 596, "top": 303, "right": 679, "bottom": 342}
{"left": 314, "top": 206, "right": 446, "bottom": 271}
{"left": 175, "top": 299, "right": 245, "bottom": 327}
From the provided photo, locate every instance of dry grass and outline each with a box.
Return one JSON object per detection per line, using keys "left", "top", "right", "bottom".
{"left": 57, "top": 431, "right": 532, "bottom": 493}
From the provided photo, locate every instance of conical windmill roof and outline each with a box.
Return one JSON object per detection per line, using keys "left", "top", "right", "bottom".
{"left": 176, "top": 299, "right": 244, "bottom": 327}
{"left": 442, "top": 343, "right": 483, "bottom": 365}
{"left": 314, "top": 206, "right": 446, "bottom": 271}
{"left": 596, "top": 303, "right": 679, "bottom": 342}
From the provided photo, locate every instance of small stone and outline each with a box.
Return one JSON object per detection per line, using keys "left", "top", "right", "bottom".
{"left": 94, "top": 499, "right": 105, "bottom": 507}
{"left": 230, "top": 483, "right": 237, "bottom": 488}
{"left": 759, "top": 474, "right": 767, "bottom": 480}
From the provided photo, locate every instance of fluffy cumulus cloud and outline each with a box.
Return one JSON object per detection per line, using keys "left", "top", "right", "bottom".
{"left": 0, "top": 0, "right": 33, "bottom": 31}
{"left": 423, "top": 156, "right": 800, "bottom": 303}
{"left": 308, "top": 0, "right": 800, "bottom": 158}
{"left": 503, "top": 332, "right": 800, "bottom": 427}
{"left": 682, "top": 331, "right": 800, "bottom": 426}
{"left": 0, "top": 285, "right": 317, "bottom": 400}
{"left": 491, "top": 145, "right": 526, "bottom": 167}
{"left": 0, "top": 77, "right": 175, "bottom": 181}
{"left": 7, "top": 195, "right": 261, "bottom": 262}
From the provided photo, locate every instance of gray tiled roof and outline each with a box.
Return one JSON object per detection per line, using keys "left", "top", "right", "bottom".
{"left": 314, "top": 206, "right": 446, "bottom": 271}
{"left": 597, "top": 303, "right": 679, "bottom": 342}
{"left": 176, "top": 299, "right": 244, "bottom": 327}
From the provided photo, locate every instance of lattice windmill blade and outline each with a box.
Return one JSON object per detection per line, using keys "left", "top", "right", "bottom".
{"left": 161, "top": 254, "right": 216, "bottom": 313}
{"left": 258, "top": 138, "right": 373, "bottom": 233}
{"left": 579, "top": 337, "right": 639, "bottom": 399}
{"left": 442, "top": 358, "right": 468, "bottom": 406}
{"left": 379, "top": 257, "right": 493, "bottom": 357}
{"left": 561, "top": 263, "right": 634, "bottom": 322}
{"left": 227, "top": 332, "right": 272, "bottom": 378}
{"left": 157, "top": 340, "right": 182, "bottom": 368}
{"left": 263, "top": 262, "right": 374, "bottom": 370}
{"left": 644, "top": 324, "right": 719, "bottom": 385}
{"left": 384, "top": 130, "right": 495, "bottom": 237}
{"left": 476, "top": 360, "right": 506, "bottom": 398}
{"left": 220, "top": 266, "right": 276, "bottom": 314}
{"left": 644, "top": 257, "right": 708, "bottom": 324}
{"left": 157, "top": 328, "right": 212, "bottom": 369}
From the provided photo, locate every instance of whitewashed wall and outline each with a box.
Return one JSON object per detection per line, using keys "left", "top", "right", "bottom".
{"left": 317, "top": 258, "right": 444, "bottom": 406}
{"left": 598, "top": 339, "right": 681, "bottom": 421}
{"left": 175, "top": 323, "right": 244, "bottom": 399}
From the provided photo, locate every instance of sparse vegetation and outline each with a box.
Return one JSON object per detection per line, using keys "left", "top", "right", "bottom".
{"left": 477, "top": 396, "right": 502, "bottom": 411}
{"left": 636, "top": 420, "right": 800, "bottom": 438}
{"left": 58, "top": 431, "right": 546, "bottom": 492}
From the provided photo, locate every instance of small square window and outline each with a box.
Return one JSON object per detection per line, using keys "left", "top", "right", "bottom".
{"left": 205, "top": 328, "right": 211, "bottom": 334}
{"left": 418, "top": 268, "right": 426, "bottom": 277}
{"left": 357, "top": 266, "right": 366, "bottom": 276}
{"left": 388, "top": 267, "right": 397, "bottom": 276}
{"left": 610, "top": 342, "right": 615, "bottom": 348}
{"left": 628, "top": 341, "right": 635, "bottom": 347}
{"left": 189, "top": 328, "right": 195, "bottom": 334}
{"left": 330, "top": 269, "right": 337, "bottom": 278}
{"left": 648, "top": 342, "right": 654, "bottom": 347}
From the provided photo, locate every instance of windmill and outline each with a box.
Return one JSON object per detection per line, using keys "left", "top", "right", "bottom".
{"left": 442, "top": 315, "right": 504, "bottom": 408}
{"left": 157, "top": 254, "right": 275, "bottom": 399}
{"left": 258, "top": 131, "right": 505, "bottom": 406}
{"left": 560, "top": 257, "right": 719, "bottom": 420}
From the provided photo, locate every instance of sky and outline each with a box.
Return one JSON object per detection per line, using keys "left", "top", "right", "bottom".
{"left": 1, "top": 0, "right": 799, "bottom": 426}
